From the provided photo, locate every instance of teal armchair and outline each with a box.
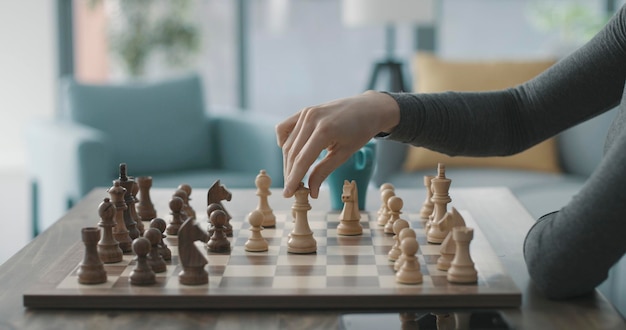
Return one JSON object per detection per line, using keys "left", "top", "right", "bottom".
{"left": 26, "top": 74, "right": 283, "bottom": 235}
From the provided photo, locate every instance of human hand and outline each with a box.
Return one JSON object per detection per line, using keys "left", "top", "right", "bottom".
{"left": 276, "top": 91, "right": 400, "bottom": 199}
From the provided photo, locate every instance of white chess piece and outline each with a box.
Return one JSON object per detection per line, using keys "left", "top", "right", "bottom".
{"left": 388, "top": 218, "right": 409, "bottom": 261}
{"left": 245, "top": 210, "right": 268, "bottom": 252}
{"left": 396, "top": 237, "right": 423, "bottom": 284}
{"left": 394, "top": 227, "right": 416, "bottom": 271}
{"left": 377, "top": 188, "right": 395, "bottom": 226}
{"left": 447, "top": 227, "right": 478, "bottom": 284}
{"left": 255, "top": 170, "right": 276, "bottom": 227}
{"left": 437, "top": 207, "right": 466, "bottom": 271}
{"left": 287, "top": 183, "right": 317, "bottom": 254}
{"left": 337, "top": 180, "right": 363, "bottom": 236}
{"left": 427, "top": 163, "right": 452, "bottom": 244}
{"left": 384, "top": 196, "right": 403, "bottom": 234}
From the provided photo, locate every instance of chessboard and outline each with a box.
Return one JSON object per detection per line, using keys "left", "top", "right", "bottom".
{"left": 23, "top": 206, "right": 521, "bottom": 310}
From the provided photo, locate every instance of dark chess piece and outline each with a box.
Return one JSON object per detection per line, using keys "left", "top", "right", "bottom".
{"left": 97, "top": 198, "right": 123, "bottom": 263}
{"left": 129, "top": 237, "right": 156, "bottom": 286}
{"left": 136, "top": 176, "right": 157, "bottom": 222}
{"left": 177, "top": 183, "right": 196, "bottom": 220}
{"left": 149, "top": 218, "right": 172, "bottom": 261}
{"left": 77, "top": 227, "right": 107, "bottom": 284}
{"left": 206, "top": 203, "right": 223, "bottom": 237}
{"left": 207, "top": 180, "right": 233, "bottom": 237}
{"left": 207, "top": 209, "right": 231, "bottom": 253}
{"left": 118, "top": 163, "right": 140, "bottom": 240}
{"left": 178, "top": 218, "right": 210, "bottom": 285}
{"left": 144, "top": 228, "right": 167, "bottom": 273}
{"left": 166, "top": 196, "right": 186, "bottom": 236}
{"left": 108, "top": 180, "right": 132, "bottom": 253}
{"left": 131, "top": 180, "right": 145, "bottom": 235}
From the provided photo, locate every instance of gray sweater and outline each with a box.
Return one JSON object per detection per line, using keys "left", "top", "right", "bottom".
{"left": 385, "top": 5, "right": 626, "bottom": 299}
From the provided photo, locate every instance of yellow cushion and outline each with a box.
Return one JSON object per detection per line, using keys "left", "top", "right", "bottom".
{"left": 403, "top": 53, "right": 561, "bottom": 173}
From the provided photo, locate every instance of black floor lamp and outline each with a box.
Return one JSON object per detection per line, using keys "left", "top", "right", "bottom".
{"left": 342, "top": 0, "right": 437, "bottom": 93}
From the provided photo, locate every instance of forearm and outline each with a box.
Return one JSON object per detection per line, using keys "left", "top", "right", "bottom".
{"left": 523, "top": 128, "right": 626, "bottom": 298}
{"left": 383, "top": 6, "right": 626, "bottom": 156}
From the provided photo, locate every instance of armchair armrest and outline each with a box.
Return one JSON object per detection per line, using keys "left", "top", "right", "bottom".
{"left": 25, "top": 119, "right": 114, "bottom": 232}
{"left": 211, "top": 113, "right": 284, "bottom": 187}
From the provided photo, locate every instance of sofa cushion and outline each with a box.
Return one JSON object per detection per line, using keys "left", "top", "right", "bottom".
{"left": 61, "top": 74, "right": 213, "bottom": 174}
{"left": 404, "top": 53, "right": 559, "bottom": 173}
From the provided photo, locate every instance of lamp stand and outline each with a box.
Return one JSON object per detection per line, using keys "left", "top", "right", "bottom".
{"left": 366, "top": 25, "right": 407, "bottom": 92}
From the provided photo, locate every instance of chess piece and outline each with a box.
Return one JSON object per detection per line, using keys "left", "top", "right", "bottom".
{"left": 173, "top": 188, "right": 193, "bottom": 220}
{"left": 245, "top": 210, "right": 269, "bottom": 252}
{"left": 447, "top": 227, "right": 478, "bottom": 284}
{"left": 419, "top": 175, "right": 434, "bottom": 220}
{"left": 77, "top": 227, "right": 107, "bottom": 284}
{"left": 149, "top": 218, "right": 172, "bottom": 261}
{"left": 206, "top": 203, "right": 223, "bottom": 237}
{"left": 118, "top": 163, "right": 140, "bottom": 240}
{"left": 437, "top": 207, "right": 466, "bottom": 271}
{"left": 166, "top": 196, "right": 186, "bottom": 235}
{"left": 377, "top": 183, "right": 394, "bottom": 219}
{"left": 96, "top": 198, "right": 123, "bottom": 263}
{"left": 177, "top": 183, "right": 196, "bottom": 220}
{"left": 384, "top": 196, "right": 403, "bottom": 234}
{"left": 207, "top": 210, "right": 231, "bottom": 253}
{"left": 207, "top": 180, "right": 233, "bottom": 237}
{"left": 178, "top": 217, "right": 210, "bottom": 285}
{"left": 337, "top": 180, "right": 363, "bottom": 236}
{"left": 129, "top": 237, "right": 156, "bottom": 286}
{"left": 377, "top": 188, "right": 395, "bottom": 226}
{"left": 108, "top": 180, "right": 132, "bottom": 253}
{"left": 388, "top": 218, "right": 409, "bottom": 261}
{"left": 136, "top": 176, "right": 157, "bottom": 222}
{"left": 394, "top": 227, "right": 417, "bottom": 271}
{"left": 287, "top": 182, "right": 317, "bottom": 254}
{"left": 427, "top": 163, "right": 452, "bottom": 244}
{"left": 131, "top": 180, "right": 144, "bottom": 235}
{"left": 144, "top": 228, "right": 167, "bottom": 273}
{"left": 255, "top": 170, "right": 276, "bottom": 228}
{"left": 396, "top": 237, "right": 423, "bottom": 284}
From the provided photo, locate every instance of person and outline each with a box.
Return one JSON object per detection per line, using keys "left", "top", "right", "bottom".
{"left": 276, "top": 5, "right": 626, "bottom": 299}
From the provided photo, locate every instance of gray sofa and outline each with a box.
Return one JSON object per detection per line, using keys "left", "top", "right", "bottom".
{"left": 371, "top": 108, "right": 625, "bottom": 316}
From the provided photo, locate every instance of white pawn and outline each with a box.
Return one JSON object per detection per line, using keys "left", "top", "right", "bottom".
{"left": 255, "top": 170, "right": 276, "bottom": 228}
{"left": 377, "top": 183, "right": 394, "bottom": 218}
{"left": 384, "top": 196, "right": 403, "bottom": 234}
{"left": 447, "top": 227, "right": 478, "bottom": 284}
{"left": 394, "top": 227, "right": 417, "bottom": 271}
{"left": 245, "top": 210, "right": 268, "bottom": 252}
{"left": 396, "top": 237, "right": 423, "bottom": 284}
{"left": 388, "top": 218, "right": 409, "bottom": 261}
{"left": 377, "top": 188, "right": 395, "bottom": 226}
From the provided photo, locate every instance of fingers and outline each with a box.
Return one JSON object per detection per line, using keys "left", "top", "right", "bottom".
{"left": 283, "top": 126, "right": 328, "bottom": 198}
{"left": 275, "top": 111, "right": 300, "bottom": 147}
{"left": 307, "top": 148, "right": 350, "bottom": 199}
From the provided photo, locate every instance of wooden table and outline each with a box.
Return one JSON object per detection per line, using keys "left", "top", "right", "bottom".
{"left": 1, "top": 187, "right": 624, "bottom": 329}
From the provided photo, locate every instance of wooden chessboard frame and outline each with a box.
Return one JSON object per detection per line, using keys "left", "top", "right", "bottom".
{"left": 23, "top": 209, "right": 521, "bottom": 310}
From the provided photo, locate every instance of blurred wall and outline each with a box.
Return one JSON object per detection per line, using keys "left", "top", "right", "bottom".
{"left": 0, "top": 1, "right": 56, "bottom": 169}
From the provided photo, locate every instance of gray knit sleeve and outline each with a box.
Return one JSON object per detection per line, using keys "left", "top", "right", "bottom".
{"left": 523, "top": 124, "right": 626, "bottom": 298}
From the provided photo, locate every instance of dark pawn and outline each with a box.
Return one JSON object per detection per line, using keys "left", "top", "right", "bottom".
{"left": 78, "top": 227, "right": 107, "bottom": 284}
{"left": 166, "top": 196, "right": 186, "bottom": 236}
{"left": 97, "top": 198, "right": 123, "bottom": 263}
{"left": 150, "top": 218, "right": 172, "bottom": 261}
{"left": 206, "top": 203, "right": 223, "bottom": 237}
{"left": 129, "top": 237, "right": 156, "bottom": 286}
{"left": 144, "top": 228, "right": 167, "bottom": 273}
{"left": 207, "top": 210, "right": 231, "bottom": 253}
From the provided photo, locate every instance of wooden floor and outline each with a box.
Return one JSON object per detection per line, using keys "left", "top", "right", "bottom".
{"left": 0, "top": 167, "right": 31, "bottom": 265}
